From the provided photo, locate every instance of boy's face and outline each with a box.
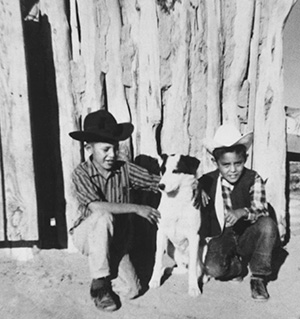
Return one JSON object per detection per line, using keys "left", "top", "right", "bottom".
{"left": 87, "top": 142, "right": 119, "bottom": 172}
{"left": 214, "top": 151, "right": 245, "bottom": 185}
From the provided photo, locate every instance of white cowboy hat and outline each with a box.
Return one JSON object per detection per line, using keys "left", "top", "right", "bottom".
{"left": 204, "top": 123, "right": 253, "bottom": 154}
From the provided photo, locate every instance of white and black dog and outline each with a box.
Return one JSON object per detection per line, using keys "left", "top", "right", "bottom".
{"left": 149, "top": 154, "right": 202, "bottom": 297}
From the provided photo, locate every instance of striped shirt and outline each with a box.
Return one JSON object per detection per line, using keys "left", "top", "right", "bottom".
{"left": 221, "top": 173, "right": 268, "bottom": 225}
{"left": 70, "top": 156, "right": 160, "bottom": 231}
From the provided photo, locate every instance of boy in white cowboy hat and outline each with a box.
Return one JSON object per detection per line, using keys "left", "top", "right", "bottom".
{"left": 69, "top": 110, "right": 161, "bottom": 312}
{"left": 198, "top": 123, "right": 279, "bottom": 301}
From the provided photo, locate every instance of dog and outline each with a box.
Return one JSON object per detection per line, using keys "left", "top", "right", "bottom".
{"left": 149, "top": 154, "right": 202, "bottom": 297}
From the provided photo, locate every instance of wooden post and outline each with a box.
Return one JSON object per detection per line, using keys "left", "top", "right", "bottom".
{"left": 247, "top": 0, "right": 262, "bottom": 168}
{"left": 221, "top": 0, "right": 254, "bottom": 125}
{"left": 40, "top": 0, "right": 80, "bottom": 250}
{"left": 0, "top": 0, "right": 38, "bottom": 242}
{"left": 253, "top": 0, "right": 295, "bottom": 240}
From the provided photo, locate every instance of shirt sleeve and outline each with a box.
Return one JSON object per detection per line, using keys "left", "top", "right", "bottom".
{"left": 72, "top": 165, "right": 101, "bottom": 207}
{"left": 246, "top": 173, "right": 269, "bottom": 222}
{"left": 127, "top": 162, "right": 160, "bottom": 192}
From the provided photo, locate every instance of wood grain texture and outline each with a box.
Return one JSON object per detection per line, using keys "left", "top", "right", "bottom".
{"left": 0, "top": 0, "right": 38, "bottom": 241}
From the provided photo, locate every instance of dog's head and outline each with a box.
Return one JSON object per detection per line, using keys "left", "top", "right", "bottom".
{"left": 158, "top": 154, "right": 200, "bottom": 195}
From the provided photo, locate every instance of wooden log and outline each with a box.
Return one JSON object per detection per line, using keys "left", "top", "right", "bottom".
{"left": 99, "top": 0, "right": 132, "bottom": 160}
{"left": 159, "top": 0, "right": 191, "bottom": 155}
{"left": 103, "top": 0, "right": 130, "bottom": 122}
{"left": 134, "top": 0, "right": 161, "bottom": 157}
{"left": 73, "top": 0, "right": 104, "bottom": 117}
{"left": 246, "top": 0, "right": 262, "bottom": 167}
{"left": 40, "top": 0, "right": 81, "bottom": 250}
{"left": 253, "top": 0, "right": 295, "bottom": 240}
{"left": 221, "top": 0, "right": 254, "bottom": 125}
{"left": 119, "top": 0, "right": 140, "bottom": 155}
{"left": 186, "top": 0, "right": 209, "bottom": 169}
{"left": 0, "top": 0, "right": 38, "bottom": 241}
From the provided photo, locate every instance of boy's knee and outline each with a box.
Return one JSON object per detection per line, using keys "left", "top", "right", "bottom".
{"left": 257, "top": 217, "right": 278, "bottom": 237}
{"left": 91, "top": 212, "right": 114, "bottom": 231}
{"left": 205, "top": 259, "right": 227, "bottom": 278}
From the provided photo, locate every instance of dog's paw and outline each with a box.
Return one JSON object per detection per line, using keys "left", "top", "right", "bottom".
{"left": 172, "top": 266, "right": 188, "bottom": 275}
{"left": 188, "top": 285, "right": 201, "bottom": 297}
{"left": 148, "top": 278, "right": 161, "bottom": 289}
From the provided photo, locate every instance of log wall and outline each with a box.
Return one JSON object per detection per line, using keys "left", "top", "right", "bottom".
{"left": 0, "top": 0, "right": 296, "bottom": 250}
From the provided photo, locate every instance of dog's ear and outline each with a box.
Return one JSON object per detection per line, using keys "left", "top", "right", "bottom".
{"left": 158, "top": 153, "right": 168, "bottom": 166}
{"left": 158, "top": 154, "right": 168, "bottom": 174}
{"left": 180, "top": 155, "right": 200, "bottom": 175}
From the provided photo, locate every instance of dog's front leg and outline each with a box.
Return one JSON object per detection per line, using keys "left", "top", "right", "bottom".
{"left": 149, "top": 228, "right": 167, "bottom": 289}
{"left": 188, "top": 234, "right": 201, "bottom": 297}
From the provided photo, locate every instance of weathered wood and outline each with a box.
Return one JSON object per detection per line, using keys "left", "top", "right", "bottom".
{"left": 203, "top": 0, "right": 222, "bottom": 172}
{"left": 99, "top": 0, "right": 133, "bottom": 160}
{"left": 221, "top": 0, "right": 254, "bottom": 125}
{"left": 186, "top": 0, "right": 208, "bottom": 170}
{"left": 71, "top": 0, "right": 104, "bottom": 117}
{"left": 0, "top": 0, "right": 294, "bottom": 250}
{"left": 159, "top": 1, "right": 191, "bottom": 155}
{"left": 0, "top": 0, "right": 38, "bottom": 240}
{"left": 119, "top": 0, "right": 140, "bottom": 156}
{"left": 253, "top": 0, "right": 295, "bottom": 240}
{"left": 40, "top": 0, "right": 81, "bottom": 250}
{"left": 133, "top": 0, "right": 161, "bottom": 157}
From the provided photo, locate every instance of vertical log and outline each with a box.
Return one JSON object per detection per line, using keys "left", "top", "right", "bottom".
{"left": 203, "top": 0, "right": 222, "bottom": 172}
{"left": 0, "top": 0, "right": 38, "bottom": 241}
{"left": 40, "top": 0, "right": 80, "bottom": 250}
{"left": 253, "top": 0, "right": 295, "bottom": 240}
{"left": 100, "top": 0, "right": 132, "bottom": 160}
{"left": 160, "top": 0, "right": 191, "bottom": 155}
{"left": 221, "top": 0, "right": 254, "bottom": 124}
{"left": 119, "top": 0, "right": 140, "bottom": 155}
{"left": 104, "top": 0, "right": 130, "bottom": 122}
{"left": 135, "top": 0, "right": 161, "bottom": 157}
{"left": 246, "top": 0, "right": 262, "bottom": 167}
{"left": 187, "top": 0, "right": 208, "bottom": 168}
{"left": 71, "top": 0, "right": 104, "bottom": 117}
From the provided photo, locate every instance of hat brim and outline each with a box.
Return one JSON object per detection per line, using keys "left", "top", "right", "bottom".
{"left": 204, "top": 132, "right": 253, "bottom": 154}
{"left": 69, "top": 123, "right": 134, "bottom": 143}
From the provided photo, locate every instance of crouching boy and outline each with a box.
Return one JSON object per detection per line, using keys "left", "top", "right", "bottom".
{"left": 198, "top": 124, "right": 279, "bottom": 301}
{"left": 69, "top": 110, "right": 161, "bottom": 312}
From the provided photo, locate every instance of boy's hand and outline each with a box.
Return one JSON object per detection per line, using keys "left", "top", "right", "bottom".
{"left": 135, "top": 205, "right": 161, "bottom": 224}
{"left": 193, "top": 188, "right": 210, "bottom": 209}
{"left": 225, "top": 208, "right": 247, "bottom": 226}
{"left": 201, "top": 190, "right": 210, "bottom": 207}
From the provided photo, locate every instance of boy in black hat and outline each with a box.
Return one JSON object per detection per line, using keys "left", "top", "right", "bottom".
{"left": 198, "top": 124, "right": 279, "bottom": 301}
{"left": 69, "top": 110, "right": 161, "bottom": 312}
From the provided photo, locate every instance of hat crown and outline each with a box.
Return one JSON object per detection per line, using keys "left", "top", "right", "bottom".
{"left": 84, "top": 110, "right": 117, "bottom": 132}
{"left": 69, "top": 109, "right": 134, "bottom": 143}
{"left": 213, "top": 124, "right": 243, "bottom": 146}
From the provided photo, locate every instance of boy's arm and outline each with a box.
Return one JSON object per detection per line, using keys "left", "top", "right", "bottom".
{"left": 88, "top": 201, "right": 160, "bottom": 224}
{"left": 127, "top": 162, "right": 160, "bottom": 192}
{"left": 245, "top": 173, "right": 269, "bottom": 222}
{"left": 72, "top": 164, "right": 160, "bottom": 224}
{"left": 72, "top": 166, "right": 101, "bottom": 218}
{"left": 194, "top": 176, "right": 210, "bottom": 209}
{"left": 226, "top": 173, "right": 268, "bottom": 226}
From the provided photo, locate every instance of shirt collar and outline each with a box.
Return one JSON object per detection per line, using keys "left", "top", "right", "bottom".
{"left": 220, "top": 175, "right": 234, "bottom": 191}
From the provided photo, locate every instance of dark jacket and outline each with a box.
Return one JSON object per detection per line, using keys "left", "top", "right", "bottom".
{"left": 198, "top": 168, "right": 256, "bottom": 239}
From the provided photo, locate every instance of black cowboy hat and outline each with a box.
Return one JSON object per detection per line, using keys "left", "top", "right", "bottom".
{"left": 69, "top": 110, "right": 134, "bottom": 143}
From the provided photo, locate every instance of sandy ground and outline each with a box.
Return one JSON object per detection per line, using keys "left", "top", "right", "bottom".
{"left": 1, "top": 194, "right": 300, "bottom": 319}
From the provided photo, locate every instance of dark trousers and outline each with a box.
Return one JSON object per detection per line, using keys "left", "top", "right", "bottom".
{"left": 204, "top": 217, "right": 279, "bottom": 280}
